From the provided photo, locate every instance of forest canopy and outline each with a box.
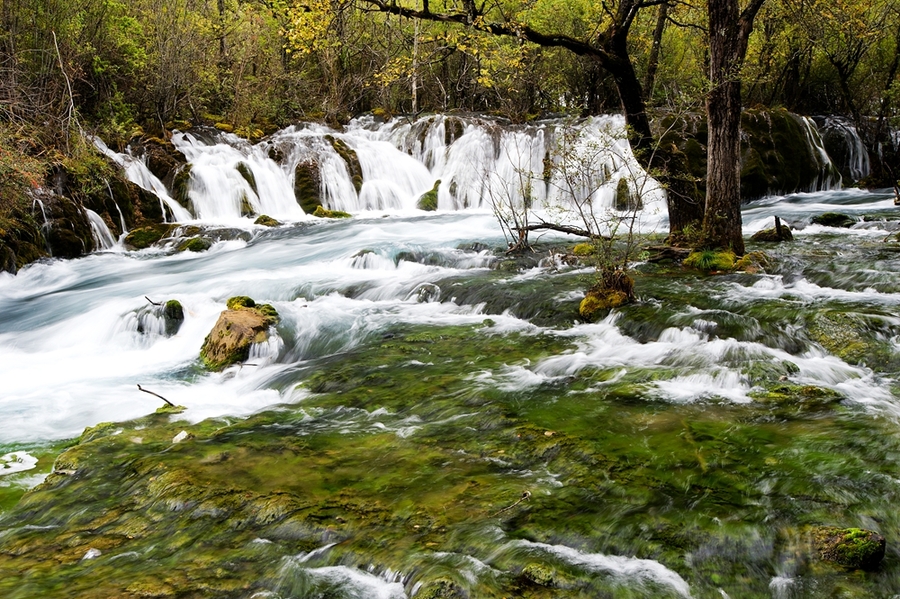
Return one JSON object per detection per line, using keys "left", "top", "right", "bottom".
{"left": 1, "top": 0, "right": 897, "bottom": 139}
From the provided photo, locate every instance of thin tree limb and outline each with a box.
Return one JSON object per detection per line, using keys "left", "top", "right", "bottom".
{"left": 137, "top": 384, "right": 176, "bottom": 407}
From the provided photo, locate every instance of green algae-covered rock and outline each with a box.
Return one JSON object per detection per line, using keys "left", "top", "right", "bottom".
{"left": 253, "top": 214, "right": 280, "bottom": 227}
{"left": 521, "top": 562, "right": 556, "bottom": 587}
{"left": 294, "top": 159, "right": 323, "bottom": 214}
{"left": 683, "top": 249, "right": 737, "bottom": 272}
{"left": 200, "top": 297, "right": 279, "bottom": 371}
{"left": 750, "top": 224, "right": 793, "bottom": 242}
{"left": 811, "top": 212, "right": 857, "bottom": 228}
{"left": 614, "top": 177, "right": 641, "bottom": 211}
{"left": 813, "top": 526, "right": 886, "bottom": 570}
{"left": 325, "top": 135, "right": 363, "bottom": 193}
{"left": 417, "top": 180, "right": 440, "bottom": 211}
{"left": 177, "top": 237, "right": 212, "bottom": 252}
{"left": 163, "top": 300, "right": 184, "bottom": 336}
{"left": 124, "top": 223, "right": 175, "bottom": 250}
{"left": 312, "top": 206, "right": 351, "bottom": 219}
{"left": 171, "top": 164, "right": 193, "bottom": 210}
{"left": 235, "top": 162, "right": 258, "bottom": 196}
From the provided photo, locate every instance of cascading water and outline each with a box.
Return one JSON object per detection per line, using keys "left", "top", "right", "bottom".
{"left": 5, "top": 116, "right": 900, "bottom": 599}
{"left": 84, "top": 209, "right": 117, "bottom": 251}
{"left": 818, "top": 116, "right": 871, "bottom": 182}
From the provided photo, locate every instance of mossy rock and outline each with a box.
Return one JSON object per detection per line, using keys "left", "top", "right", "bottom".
{"left": 294, "top": 159, "right": 323, "bottom": 214}
{"left": 416, "top": 578, "right": 468, "bottom": 598}
{"left": 614, "top": 177, "right": 641, "bottom": 211}
{"left": 811, "top": 212, "right": 857, "bottom": 228}
{"left": 163, "top": 300, "right": 185, "bottom": 336}
{"left": 177, "top": 237, "right": 212, "bottom": 253}
{"left": 808, "top": 311, "right": 867, "bottom": 363}
{"left": 813, "top": 526, "right": 885, "bottom": 570}
{"left": 417, "top": 180, "right": 440, "bottom": 211}
{"left": 312, "top": 206, "right": 351, "bottom": 219}
{"left": 200, "top": 298, "right": 279, "bottom": 371}
{"left": 521, "top": 562, "right": 556, "bottom": 587}
{"left": 171, "top": 164, "right": 193, "bottom": 211}
{"left": 734, "top": 250, "right": 770, "bottom": 273}
{"left": 579, "top": 289, "right": 629, "bottom": 321}
{"left": 325, "top": 135, "right": 363, "bottom": 193}
{"left": 572, "top": 242, "right": 595, "bottom": 256}
{"left": 254, "top": 214, "right": 280, "bottom": 227}
{"left": 124, "top": 224, "right": 175, "bottom": 250}
{"left": 683, "top": 249, "right": 737, "bottom": 272}
{"left": 226, "top": 296, "right": 256, "bottom": 310}
{"left": 235, "top": 162, "right": 258, "bottom": 196}
{"left": 750, "top": 225, "right": 793, "bottom": 242}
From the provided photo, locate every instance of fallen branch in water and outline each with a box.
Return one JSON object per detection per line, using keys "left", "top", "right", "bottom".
{"left": 137, "top": 384, "right": 175, "bottom": 407}
{"left": 491, "top": 490, "right": 531, "bottom": 517}
{"left": 145, "top": 296, "right": 162, "bottom": 306}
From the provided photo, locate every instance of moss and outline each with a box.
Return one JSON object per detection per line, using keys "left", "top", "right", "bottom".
{"left": 312, "top": 206, "right": 351, "bottom": 219}
{"left": 521, "top": 562, "right": 556, "bottom": 586}
{"left": 683, "top": 249, "right": 737, "bottom": 272}
{"left": 734, "top": 250, "right": 770, "bottom": 273}
{"left": 154, "top": 404, "right": 187, "bottom": 414}
{"left": 416, "top": 578, "right": 467, "bottom": 598}
{"left": 294, "top": 160, "right": 323, "bottom": 214}
{"left": 811, "top": 212, "right": 858, "bottom": 228}
{"left": 750, "top": 225, "right": 793, "bottom": 242}
{"left": 417, "top": 180, "right": 440, "bottom": 211}
{"left": 579, "top": 289, "right": 628, "bottom": 321}
{"left": 163, "top": 300, "right": 185, "bottom": 336}
{"left": 213, "top": 122, "right": 234, "bottom": 133}
{"left": 253, "top": 215, "right": 280, "bottom": 227}
{"left": 572, "top": 242, "right": 595, "bottom": 256}
{"left": 171, "top": 164, "right": 193, "bottom": 212}
{"left": 177, "top": 237, "right": 212, "bottom": 253}
{"left": 813, "top": 526, "right": 886, "bottom": 570}
{"left": 124, "top": 223, "right": 175, "bottom": 250}
{"left": 614, "top": 177, "right": 641, "bottom": 211}
{"left": 325, "top": 135, "right": 363, "bottom": 193}
{"left": 226, "top": 296, "right": 256, "bottom": 310}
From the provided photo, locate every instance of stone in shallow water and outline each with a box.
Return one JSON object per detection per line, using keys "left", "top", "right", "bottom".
{"left": 200, "top": 298, "right": 279, "bottom": 371}
{"left": 813, "top": 526, "right": 885, "bottom": 570}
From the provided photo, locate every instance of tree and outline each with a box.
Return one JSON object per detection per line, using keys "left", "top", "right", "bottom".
{"left": 702, "top": 0, "right": 765, "bottom": 254}
{"left": 351, "top": 0, "right": 707, "bottom": 237}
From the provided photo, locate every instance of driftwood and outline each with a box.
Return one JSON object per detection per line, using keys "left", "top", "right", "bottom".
{"left": 518, "top": 223, "right": 607, "bottom": 239}
{"left": 491, "top": 490, "right": 531, "bottom": 517}
{"left": 144, "top": 296, "right": 162, "bottom": 306}
{"left": 137, "top": 384, "right": 175, "bottom": 407}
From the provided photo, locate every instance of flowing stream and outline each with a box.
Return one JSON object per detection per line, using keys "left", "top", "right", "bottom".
{"left": 1, "top": 116, "right": 899, "bottom": 597}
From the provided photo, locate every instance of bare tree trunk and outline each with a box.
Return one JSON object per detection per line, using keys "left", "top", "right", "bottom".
{"left": 644, "top": 2, "right": 668, "bottom": 97}
{"left": 702, "top": 0, "right": 765, "bottom": 254}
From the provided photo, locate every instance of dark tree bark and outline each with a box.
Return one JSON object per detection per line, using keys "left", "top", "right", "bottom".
{"left": 644, "top": 2, "right": 669, "bottom": 97}
{"left": 702, "top": 0, "right": 765, "bottom": 254}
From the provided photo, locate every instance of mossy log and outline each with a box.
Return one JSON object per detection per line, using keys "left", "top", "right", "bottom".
{"left": 813, "top": 526, "right": 885, "bottom": 570}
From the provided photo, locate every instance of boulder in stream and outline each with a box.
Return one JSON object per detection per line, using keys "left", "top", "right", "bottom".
{"left": 811, "top": 212, "right": 857, "bottom": 228}
{"left": 417, "top": 180, "right": 440, "bottom": 211}
{"left": 200, "top": 297, "right": 279, "bottom": 371}
{"left": 813, "top": 526, "right": 885, "bottom": 570}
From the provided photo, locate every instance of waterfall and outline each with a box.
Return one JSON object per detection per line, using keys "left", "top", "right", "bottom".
{"left": 92, "top": 138, "right": 192, "bottom": 222}
{"left": 818, "top": 117, "right": 871, "bottom": 183}
{"left": 104, "top": 116, "right": 665, "bottom": 228}
{"left": 798, "top": 116, "right": 842, "bottom": 191}
{"left": 85, "top": 209, "right": 117, "bottom": 250}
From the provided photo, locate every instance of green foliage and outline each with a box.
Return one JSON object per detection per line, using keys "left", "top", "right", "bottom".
{"left": 683, "top": 249, "right": 737, "bottom": 272}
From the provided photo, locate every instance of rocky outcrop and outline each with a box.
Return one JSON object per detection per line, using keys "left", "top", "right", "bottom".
{"left": 200, "top": 296, "right": 279, "bottom": 371}
{"left": 658, "top": 108, "right": 841, "bottom": 203}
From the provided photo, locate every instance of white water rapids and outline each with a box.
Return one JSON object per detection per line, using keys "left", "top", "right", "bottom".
{"left": 3, "top": 114, "right": 900, "bottom": 599}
